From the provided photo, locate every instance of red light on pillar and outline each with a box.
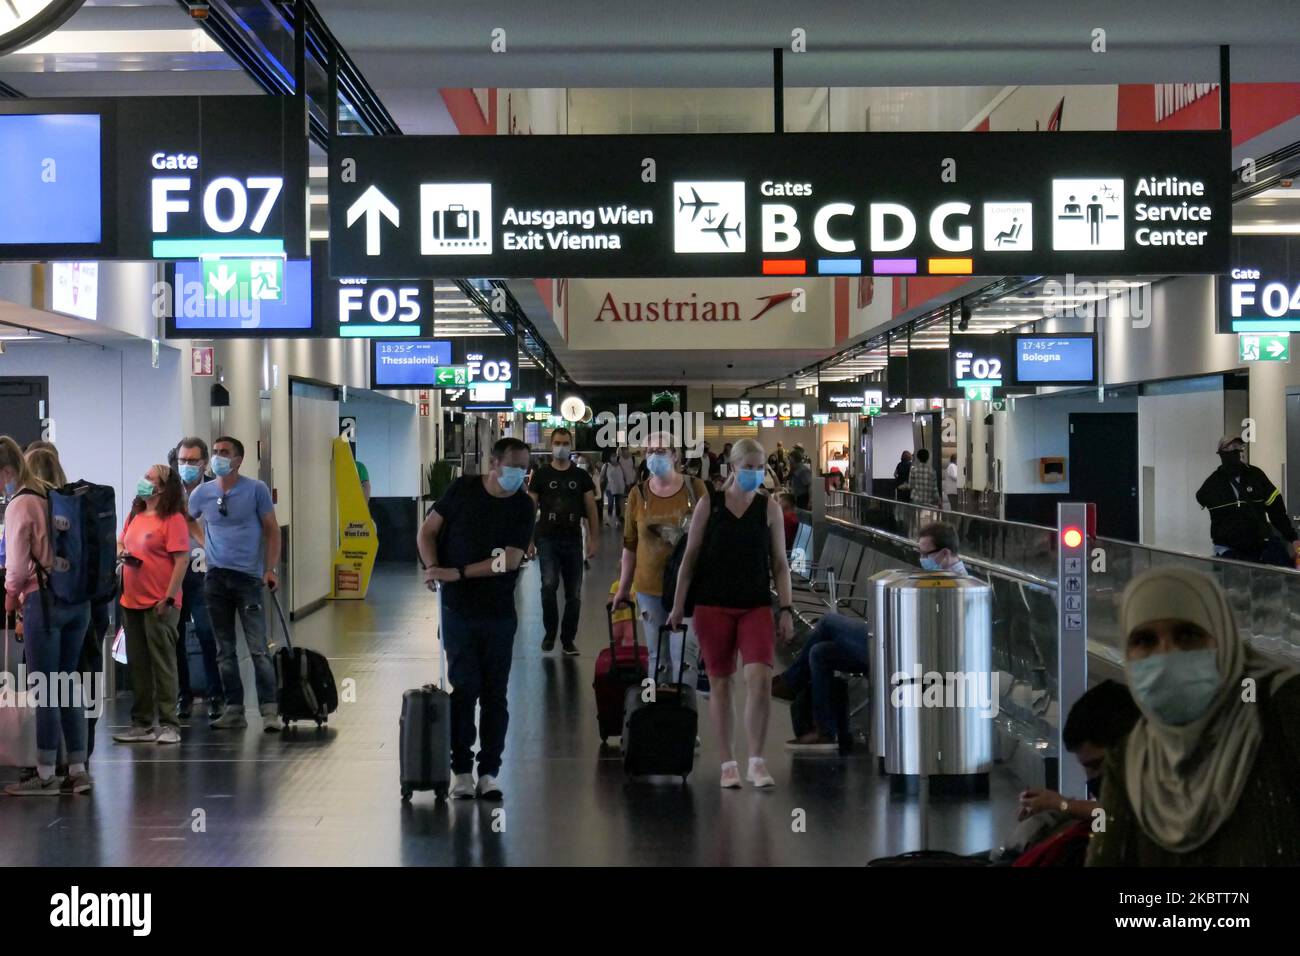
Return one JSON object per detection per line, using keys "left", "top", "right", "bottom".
{"left": 1062, "top": 526, "right": 1084, "bottom": 549}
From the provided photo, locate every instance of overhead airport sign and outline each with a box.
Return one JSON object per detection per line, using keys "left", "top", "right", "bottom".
{"left": 311, "top": 243, "right": 434, "bottom": 339}
{"left": 328, "top": 131, "right": 1230, "bottom": 279}
{"left": 1217, "top": 236, "right": 1300, "bottom": 333}
{"left": 1013, "top": 334, "right": 1097, "bottom": 386}
{"left": 712, "top": 398, "right": 809, "bottom": 422}
{"left": 1239, "top": 332, "right": 1289, "bottom": 363}
{"left": 0, "top": 97, "right": 307, "bottom": 261}
{"left": 818, "top": 390, "right": 868, "bottom": 414}
{"left": 948, "top": 333, "right": 1010, "bottom": 390}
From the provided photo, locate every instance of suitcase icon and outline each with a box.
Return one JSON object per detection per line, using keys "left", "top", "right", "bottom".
{"left": 433, "top": 204, "right": 480, "bottom": 241}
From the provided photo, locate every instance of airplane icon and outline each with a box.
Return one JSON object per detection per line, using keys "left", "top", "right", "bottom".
{"left": 678, "top": 187, "right": 720, "bottom": 222}
{"left": 701, "top": 212, "right": 742, "bottom": 247}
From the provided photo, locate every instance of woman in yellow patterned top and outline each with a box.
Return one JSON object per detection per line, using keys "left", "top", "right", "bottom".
{"left": 612, "top": 432, "right": 709, "bottom": 689}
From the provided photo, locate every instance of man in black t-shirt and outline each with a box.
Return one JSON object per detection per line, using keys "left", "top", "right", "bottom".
{"left": 527, "top": 427, "right": 599, "bottom": 655}
{"left": 417, "top": 437, "right": 536, "bottom": 801}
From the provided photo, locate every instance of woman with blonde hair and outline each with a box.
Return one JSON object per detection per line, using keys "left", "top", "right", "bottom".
{"left": 24, "top": 447, "right": 66, "bottom": 490}
{"left": 1, "top": 436, "right": 93, "bottom": 795}
{"left": 612, "top": 432, "right": 709, "bottom": 689}
{"left": 669, "top": 438, "right": 794, "bottom": 789}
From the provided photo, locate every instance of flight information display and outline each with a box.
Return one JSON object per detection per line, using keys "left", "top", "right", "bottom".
{"left": 0, "top": 113, "right": 102, "bottom": 246}
{"left": 1014, "top": 335, "right": 1096, "bottom": 385}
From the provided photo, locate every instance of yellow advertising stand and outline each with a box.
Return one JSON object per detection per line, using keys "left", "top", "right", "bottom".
{"left": 330, "top": 437, "right": 378, "bottom": 599}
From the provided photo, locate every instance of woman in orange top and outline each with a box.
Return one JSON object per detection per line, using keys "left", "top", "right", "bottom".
{"left": 114, "top": 464, "right": 191, "bottom": 746}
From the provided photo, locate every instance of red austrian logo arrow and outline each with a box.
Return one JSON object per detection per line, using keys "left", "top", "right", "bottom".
{"left": 748, "top": 291, "right": 796, "bottom": 321}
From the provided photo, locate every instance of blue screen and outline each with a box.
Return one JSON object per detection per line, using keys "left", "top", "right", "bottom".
{"left": 0, "top": 114, "right": 102, "bottom": 245}
{"left": 374, "top": 340, "right": 455, "bottom": 387}
{"left": 1016, "top": 336, "right": 1094, "bottom": 383}
{"left": 172, "top": 259, "right": 312, "bottom": 332}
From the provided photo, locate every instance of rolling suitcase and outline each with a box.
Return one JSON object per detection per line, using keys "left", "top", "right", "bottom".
{"left": 399, "top": 583, "right": 452, "bottom": 801}
{"left": 593, "top": 601, "right": 647, "bottom": 743}
{"left": 271, "top": 591, "right": 339, "bottom": 727}
{"left": 622, "top": 626, "right": 698, "bottom": 782}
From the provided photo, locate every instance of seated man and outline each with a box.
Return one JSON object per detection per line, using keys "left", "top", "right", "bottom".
{"left": 998, "top": 680, "right": 1141, "bottom": 866}
{"left": 772, "top": 521, "right": 971, "bottom": 750}
{"left": 778, "top": 492, "right": 799, "bottom": 549}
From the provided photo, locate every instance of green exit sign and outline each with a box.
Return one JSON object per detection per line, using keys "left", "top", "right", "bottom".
{"left": 1239, "top": 332, "right": 1289, "bottom": 363}
{"left": 434, "top": 365, "right": 469, "bottom": 386}
{"left": 203, "top": 257, "right": 284, "bottom": 302}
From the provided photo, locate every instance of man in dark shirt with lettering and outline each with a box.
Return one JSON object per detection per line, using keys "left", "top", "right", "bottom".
{"left": 527, "top": 428, "right": 599, "bottom": 655}
{"left": 417, "top": 437, "right": 536, "bottom": 800}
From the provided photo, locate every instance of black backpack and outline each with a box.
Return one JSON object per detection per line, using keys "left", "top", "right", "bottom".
{"left": 661, "top": 486, "right": 731, "bottom": 613}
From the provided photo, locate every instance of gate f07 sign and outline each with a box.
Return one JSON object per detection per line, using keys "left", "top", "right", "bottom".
{"left": 329, "top": 130, "right": 1230, "bottom": 280}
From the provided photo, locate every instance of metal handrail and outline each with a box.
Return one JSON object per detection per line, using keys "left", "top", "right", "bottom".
{"left": 830, "top": 489, "right": 1300, "bottom": 578}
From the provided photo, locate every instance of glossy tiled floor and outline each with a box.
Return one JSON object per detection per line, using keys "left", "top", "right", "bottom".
{"left": 0, "top": 521, "right": 1023, "bottom": 866}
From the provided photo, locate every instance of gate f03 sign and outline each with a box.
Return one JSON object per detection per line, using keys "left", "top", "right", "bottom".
{"left": 329, "top": 130, "right": 1229, "bottom": 280}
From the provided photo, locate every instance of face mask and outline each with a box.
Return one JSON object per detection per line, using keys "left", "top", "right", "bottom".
{"left": 736, "top": 468, "right": 764, "bottom": 493}
{"left": 178, "top": 464, "right": 202, "bottom": 484}
{"left": 136, "top": 478, "right": 157, "bottom": 498}
{"left": 647, "top": 454, "right": 673, "bottom": 478}
{"left": 552, "top": 445, "right": 571, "bottom": 461}
{"left": 3, "top": 479, "right": 15, "bottom": 497}
{"left": 497, "top": 466, "right": 526, "bottom": 494}
{"left": 920, "top": 556, "right": 943, "bottom": 572}
{"left": 211, "top": 455, "right": 233, "bottom": 477}
{"left": 1128, "top": 647, "right": 1221, "bottom": 726}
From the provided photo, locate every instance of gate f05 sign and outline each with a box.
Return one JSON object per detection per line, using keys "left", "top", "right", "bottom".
{"left": 329, "top": 130, "right": 1230, "bottom": 280}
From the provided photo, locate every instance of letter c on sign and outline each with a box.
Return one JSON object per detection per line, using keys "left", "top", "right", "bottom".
{"left": 814, "top": 203, "right": 856, "bottom": 253}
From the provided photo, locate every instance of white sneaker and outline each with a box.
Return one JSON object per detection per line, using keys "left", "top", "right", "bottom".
{"left": 720, "top": 761, "right": 742, "bottom": 789}
{"left": 476, "top": 774, "right": 503, "bottom": 800}
{"left": 746, "top": 758, "right": 776, "bottom": 789}
{"left": 156, "top": 726, "right": 181, "bottom": 745}
{"left": 450, "top": 773, "right": 476, "bottom": 799}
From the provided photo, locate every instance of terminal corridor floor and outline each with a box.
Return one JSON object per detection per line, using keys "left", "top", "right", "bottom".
{"left": 0, "top": 522, "right": 1025, "bottom": 866}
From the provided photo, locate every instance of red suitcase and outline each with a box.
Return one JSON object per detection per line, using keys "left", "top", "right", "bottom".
{"left": 593, "top": 601, "right": 647, "bottom": 743}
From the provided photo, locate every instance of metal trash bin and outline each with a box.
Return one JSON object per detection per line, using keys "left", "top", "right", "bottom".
{"left": 869, "top": 569, "right": 911, "bottom": 763}
{"left": 882, "top": 571, "right": 994, "bottom": 789}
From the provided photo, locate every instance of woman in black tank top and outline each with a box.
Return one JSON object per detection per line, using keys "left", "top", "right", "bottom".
{"left": 668, "top": 439, "right": 794, "bottom": 790}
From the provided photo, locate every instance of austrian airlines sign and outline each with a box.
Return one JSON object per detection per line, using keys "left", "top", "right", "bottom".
{"left": 329, "top": 131, "right": 1230, "bottom": 280}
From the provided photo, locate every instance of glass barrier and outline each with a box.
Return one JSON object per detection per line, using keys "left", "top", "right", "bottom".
{"left": 822, "top": 489, "right": 1300, "bottom": 758}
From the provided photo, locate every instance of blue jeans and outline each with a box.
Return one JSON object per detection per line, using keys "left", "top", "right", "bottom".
{"left": 203, "top": 568, "right": 277, "bottom": 709}
{"left": 537, "top": 535, "right": 584, "bottom": 645}
{"left": 783, "top": 613, "right": 869, "bottom": 737}
{"left": 636, "top": 593, "right": 699, "bottom": 688}
{"left": 22, "top": 592, "right": 91, "bottom": 766}
{"left": 177, "top": 567, "right": 222, "bottom": 703}
{"left": 441, "top": 603, "right": 517, "bottom": 777}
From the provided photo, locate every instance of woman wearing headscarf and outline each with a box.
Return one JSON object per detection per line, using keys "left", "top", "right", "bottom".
{"left": 1087, "top": 567, "right": 1300, "bottom": 866}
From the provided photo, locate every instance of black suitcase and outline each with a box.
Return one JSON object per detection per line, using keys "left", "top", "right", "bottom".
{"left": 270, "top": 591, "right": 339, "bottom": 727}
{"left": 622, "top": 626, "right": 698, "bottom": 782}
{"left": 399, "top": 583, "right": 452, "bottom": 801}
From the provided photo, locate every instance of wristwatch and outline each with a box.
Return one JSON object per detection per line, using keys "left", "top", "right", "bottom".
{"left": 164, "top": 596, "right": 176, "bottom": 608}
{"left": 1059, "top": 799, "right": 1070, "bottom": 814}
{"left": 779, "top": 606, "right": 793, "bottom": 617}
{"left": 457, "top": 565, "right": 466, "bottom": 581}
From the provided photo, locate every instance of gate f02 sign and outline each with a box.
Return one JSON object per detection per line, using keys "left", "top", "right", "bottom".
{"left": 329, "top": 130, "right": 1230, "bottom": 280}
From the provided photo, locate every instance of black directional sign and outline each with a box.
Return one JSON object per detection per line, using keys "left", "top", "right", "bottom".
{"left": 329, "top": 130, "right": 1230, "bottom": 280}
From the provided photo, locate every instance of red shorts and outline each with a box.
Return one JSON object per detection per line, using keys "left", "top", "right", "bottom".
{"left": 692, "top": 605, "right": 775, "bottom": 677}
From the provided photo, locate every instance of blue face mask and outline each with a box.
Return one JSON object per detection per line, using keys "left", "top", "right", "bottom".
{"left": 920, "top": 556, "right": 943, "bottom": 572}
{"left": 178, "top": 464, "right": 202, "bottom": 485}
{"left": 736, "top": 468, "right": 764, "bottom": 492}
{"left": 647, "top": 454, "right": 673, "bottom": 478}
{"left": 498, "top": 466, "right": 526, "bottom": 494}
{"left": 3, "top": 479, "right": 15, "bottom": 497}
{"left": 1128, "top": 647, "right": 1221, "bottom": 726}
{"left": 210, "top": 455, "right": 233, "bottom": 477}
{"left": 136, "top": 478, "right": 157, "bottom": 498}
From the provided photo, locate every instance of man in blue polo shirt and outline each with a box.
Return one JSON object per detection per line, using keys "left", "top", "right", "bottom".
{"left": 188, "top": 435, "right": 283, "bottom": 732}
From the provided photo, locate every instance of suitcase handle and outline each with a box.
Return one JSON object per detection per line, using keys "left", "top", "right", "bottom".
{"left": 606, "top": 600, "right": 640, "bottom": 657}
{"left": 270, "top": 590, "right": 293, "bottom": 651}
{"left": 656, "top": 624, "right": 688, "bottom": 691}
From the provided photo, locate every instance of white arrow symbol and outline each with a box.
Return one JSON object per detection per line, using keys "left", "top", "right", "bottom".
{"left": 208, "top": 265, "right": 237, "bottom": 297}
{"left": 1267, "top": 339, "right": 1287, "bottom": 357}
{"left": 346, "top": 184, "right": 400, "bottom": 256}
{"left": 714, "top": 404, "right": 724, "bottom": 416}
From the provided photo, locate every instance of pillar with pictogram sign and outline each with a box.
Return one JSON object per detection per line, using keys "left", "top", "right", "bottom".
{"left": 1056, "top": 501, "right": 1093, "bottom": 800}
